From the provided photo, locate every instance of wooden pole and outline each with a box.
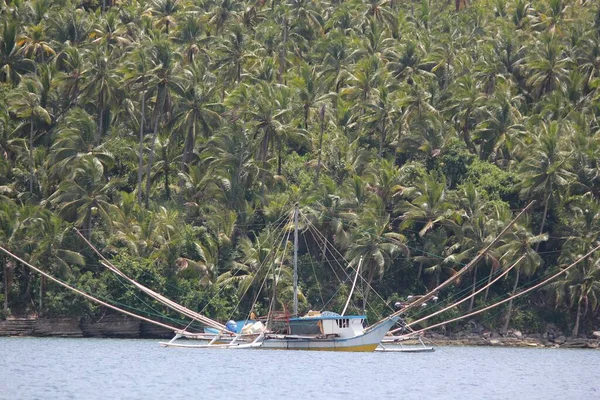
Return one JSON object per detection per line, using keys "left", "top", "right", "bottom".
{"left": 75, "top": 229, "right": 229, "bottom": 332}
{"left": 0, "top": 245, "right": 185, "bottom": 333}
{"left": 397, "top": 244, "right": 600, "bottom": 339}
{"left": 388, "top": 201, "right": 535, "bottom": 321}
{"left": 389, "top": 255, "right": 523, "bottom": 334}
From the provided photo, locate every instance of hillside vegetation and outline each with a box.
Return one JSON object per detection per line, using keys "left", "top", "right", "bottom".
{"left": 1, "top": 0, "right": 600, "bottom": 337}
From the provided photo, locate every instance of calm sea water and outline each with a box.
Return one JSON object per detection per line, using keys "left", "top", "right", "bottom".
{"left": 0, "top": 337, "right": 597, "bottom": 400}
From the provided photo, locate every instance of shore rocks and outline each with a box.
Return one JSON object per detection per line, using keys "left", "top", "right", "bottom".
{"left": 34, "top": 318, "right": 82, "bottom": 337}
{"left": 0, "top": 317, "right": 36, "bottom": 336}
{"left": 0, "top": 315, "right": 173, "bottom": 338}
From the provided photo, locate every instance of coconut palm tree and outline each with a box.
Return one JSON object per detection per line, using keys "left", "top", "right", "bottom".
{"left": 0, "top": 21, "right": 35, "bottom": 85}
{"left": 148, "top": 0, "right": 180, "bottom": 36}
{"left": 553, "top": 244, "right": 600, "bottom": 337}
{"left": 172, "top": 60, "right": 222, "bottom": 169}
{"left": 16, "top": 23, "right": 55, "bottom": 67}
{"left": 517, "top": 121, "right": 575, "bottom": 249}
{"left": 344, "top": 199, "right": 408, "bottom": 313}
{"left": 199, "top": 125, "right": 259, "bottom": 213}
{"left": 48, "top": 156, "right": 121, "bottom": 239}
{"left": 398, "top": 171, "right": 459, "bottom": 237}
{"left": 21, "top": 209, "right": 85, "bottom": 313}
{"left": 144, "top": 38, "right": 181, "bottom": 207}
{"left": 496, "top": 223, "right": 548, "bottom": 333}
{"left": 8, "top": 77, "right": 51, "bottom": 193}
{"left": 80, "top": 49, "right": 121, "bottom": 141}
{"left": 47, "top": 108, "right": 114, "bottom": 179}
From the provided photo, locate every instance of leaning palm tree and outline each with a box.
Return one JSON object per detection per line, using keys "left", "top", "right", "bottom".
{"left": 47, "top": 108, "right": 114, "bottom": 179}
{"left": 7, "top": 77, "right": 51, "bottom": 193}
{"left": 172, "top": 61, "right": 222, "bottom": 169}
{"left": 48, "top": 156, "right": 121, "bottom": 239}
{"left": 496, "top": 223, "right": 548, "bottom": 333}
{"left": 552, "top": 243, "right": 600, "bottom": 337}
{"left": 21, "top": 209, "right": 85, "bottom": 313}
{"left": 517, "top": 121, "right": 575, "bottom": 249}
{"left": 344, "top": 199, "right": 408, "bottom": 313}
{"left": 0, "top": 21, "right": 35, "bottom": 85}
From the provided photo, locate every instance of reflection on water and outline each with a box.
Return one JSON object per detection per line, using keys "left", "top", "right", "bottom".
{"left": 0, "top": 337, "right": 598, "bottom": 400}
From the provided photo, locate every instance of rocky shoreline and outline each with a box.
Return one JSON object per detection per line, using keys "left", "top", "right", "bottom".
{"left": 0, "top": 315, "right": 173, "bottom": 339}
{"left": 404, "top": 330, "right": 600, "bottom": 349}
{"left": 2, "top": 316, "right": 599, "bottom": 349}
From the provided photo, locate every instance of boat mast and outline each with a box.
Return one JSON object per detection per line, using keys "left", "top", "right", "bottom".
{"left": 293, "top": 204, "right": 299, "bottom": 317}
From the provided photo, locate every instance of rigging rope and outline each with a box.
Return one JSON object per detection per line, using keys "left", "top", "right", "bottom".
{"left": 397, "top": 244, "right": 600, "bottom": 339}
{"left": 0, "top": 245, "right": 185, "bottom": 333}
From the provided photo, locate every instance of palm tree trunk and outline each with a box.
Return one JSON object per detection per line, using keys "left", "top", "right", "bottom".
{"left": 39, "top": 276, "right": 44, "bottom": 316}
{"left": 468, "top": 264, "right": 478, "bottom": 312}
{"left": 278, "top": 15, "right": 287, "bottom": 84}
{"left": 379, "top": 119, "right": 386, "bottom": 157}
{"left": 145, "top": 89, "right": 166, "bottom": 207}
{"left": 484, "top": 264, "right": 494, "bottom": 301}
{"left": 3, "top": 256, "right": 9, "bottom": 315}
{"left": 277, "top": 143, "right": 283, "bottom": 176}
{"left": 315, "top": 105, "right": 325, "bottom": 184}
{"left": 29, "top": 115, "right": 34, "bottom": 193}
{"left": 502, "top": 268, "right": 520, "bottom": 334}
{"left": 573, "top": 298, "right": 582, "bottom": 337}
{"left": 98, "top": 105, "right": 104, "bottom": 142}
{"left": 163, "top": 145, "right": 170, "bottom": 200}
{"left": 84, "top": 210, "right": 92, "bottom": 240}
{"left": 137, "top": 84, "right": 146, "bottom": 205}
{"left": 363, "top": 266, "right": 375, "bottom": 315}
{"left": 182, "top": 122, "right": 195, "bottom": 170}
{"left": 536, "top": 195, "right": 550, "bottom": 252}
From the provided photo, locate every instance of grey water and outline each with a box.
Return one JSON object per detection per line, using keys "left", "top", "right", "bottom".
{"left": 0, "top": 337, "right": 597, "bottom": 400}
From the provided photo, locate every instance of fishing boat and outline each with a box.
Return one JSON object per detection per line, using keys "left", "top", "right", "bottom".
{"left": 159, "top": 206, "right": 400, "bottom": 352}
{"left": 6, "top": 200, "right": 593, "bottom": 353}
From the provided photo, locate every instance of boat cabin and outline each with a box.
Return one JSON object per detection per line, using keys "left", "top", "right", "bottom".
{"left": 289, "top": 314, "right": 366, "bottom": 338}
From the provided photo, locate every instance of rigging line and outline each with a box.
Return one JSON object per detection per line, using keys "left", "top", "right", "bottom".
{"left": 195, "top": 210, "right": 292, "bottom": 319}
{"left": 301, "top": 231, "right": 325, "bottom": 307}
{"left": 301, "top": 219, "right": 345, "bottom": 288}
{"left": 303, "top": 219, "right": 384, "bottom": 318}
{"left": 265, "top": 229, "right": 292, "bottom": 330}
{"left": 302, "top": 221, "right": 389, "bottom": 321}
{"left": 303, "top": 214, "right": 397, "bottom": 315}
{"left": 408, "top": 261, "right": 518, "bottom": 320}
{"left": 246, "top": 222, "right": 292, "bottom": 323}
{"left": 391, "top": 256, "right": 524, "bottom": 334}
{"left": 77, "top": 229, "right": 227, "bottom": 330}
{"left": 0, "top": 245, "right": 187, "bottom": 333}
{"left": 223, "top": 212, "right": 292, "bottom": 324}
{"left": 384, "top": 200, "right": 536, "bottom": 321}
{"left": 91, "top": 258, "right": 177, "bottom": 324}
{"left": 302, "top": 222, "right": 347, "bottom": 307}
{"left": 98, "top": 259, "right": 225, "bottom": 331}
{"left": 80, "top": 231, "right": 226, "bottom": 331}
{"left": 397, "top": 243, "right": 600, "bottom": 340}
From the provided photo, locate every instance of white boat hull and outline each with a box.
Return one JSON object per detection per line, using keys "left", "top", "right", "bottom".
{"left": 160, "top": 317, "right": 399, "bottom": 352}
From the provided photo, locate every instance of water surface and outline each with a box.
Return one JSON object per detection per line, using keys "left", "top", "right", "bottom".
{"left": 0, "top": 337, "right": 597, "bottom": 399}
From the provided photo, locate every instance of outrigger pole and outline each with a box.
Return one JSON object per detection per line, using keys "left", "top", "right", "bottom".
{"left": 0, "top": 245, "right": 186, "bottom": 333}
{"left": 75, "top": 230, "right": 231, "bottom": 333}
{"left": 395, "top": 243, "right": 600, "bottom": 339}
{"left": 388, "top": 255, "right": 524, "bottom": 334}
{"left": 369, "top": 200, "right": 535, "bottom": 330}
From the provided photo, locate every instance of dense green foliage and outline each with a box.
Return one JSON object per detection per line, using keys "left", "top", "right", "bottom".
{"left": 1, "top": 0, "right": 600, "bottom": 337}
